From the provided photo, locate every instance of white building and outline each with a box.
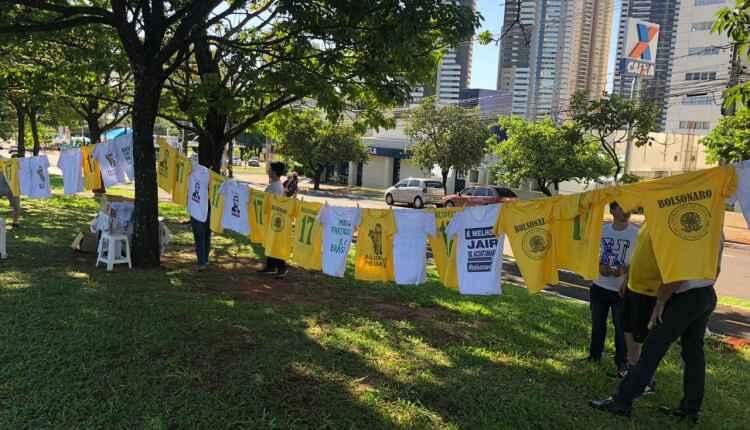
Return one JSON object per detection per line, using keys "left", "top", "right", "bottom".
{"left": 664, "top": 0, "right": 733, "bottom": 135}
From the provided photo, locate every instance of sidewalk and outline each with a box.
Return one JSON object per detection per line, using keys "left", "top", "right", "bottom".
{"left": 501, "top": 261, "right": 750, "bottom": 344}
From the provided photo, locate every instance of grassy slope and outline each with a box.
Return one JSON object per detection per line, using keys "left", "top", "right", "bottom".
{"left": 0, "top": 177, "right": 748, "bottom": 429}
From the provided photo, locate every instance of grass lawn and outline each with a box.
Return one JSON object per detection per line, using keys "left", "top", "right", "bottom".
{"left": 1, "top": 177, "right": 749, "bottom": 429}
{"left": 718, "top": 296, "right": 750, "bottom": 311}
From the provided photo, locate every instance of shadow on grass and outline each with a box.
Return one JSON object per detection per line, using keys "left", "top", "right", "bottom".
{"left": 1, "top": 195, "right": 749, "bottom": 429}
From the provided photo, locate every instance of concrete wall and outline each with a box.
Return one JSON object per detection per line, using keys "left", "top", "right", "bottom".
{"left": 360, "top": 155, "right": 393, "bottom": 189}
{"left": 399, "top": 160, "right": 432, "bottom": 181}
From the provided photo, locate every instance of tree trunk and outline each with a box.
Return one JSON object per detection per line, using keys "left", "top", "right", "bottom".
{"left": 227, "top": 138, "right": 234, "bottom": 178}
{"left": 537, "top": 178, "right": 552, "bottom": 196}
{"left": 28, "top": 108, "right": 41, "bottom": 156}
{"left": 313, "top": 169, "right": 323, "bottom": 191}
{"left": 131, "top": 76, "right": 163, "bottom": 268}
{"left": 87, "top": 113, "right": 102, "bottom": 145}
{"left": 195, "top": 32, "right": 229, "bottom": 173}
{"left": 441, "top": 169, "right": 449, "bottom": 195}
{"left": 15, "top": 104, "right": 25, "bottom": 158}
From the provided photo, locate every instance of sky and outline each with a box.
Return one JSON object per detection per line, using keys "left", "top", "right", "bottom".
{"left": 470, "top": 0, "right": 622, "bottom": 92}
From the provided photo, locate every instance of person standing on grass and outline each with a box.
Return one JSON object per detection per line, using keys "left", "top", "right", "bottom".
{"left": 590, "top": 233, "right": 724, "bottom": 424}
{"left": 258, "top": 161, "right": 289, "bottom": 277}
{"left": 0, "top": 172, "right": 20, "bottom": 228}
{"left": 582, "top": 202, "right": 638, "bottom": 375}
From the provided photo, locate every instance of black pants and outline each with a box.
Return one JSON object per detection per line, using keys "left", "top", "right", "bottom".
{"left": 191, "top": 217, "right": 211, "bottom": 265}
{"left": 266, "top": 257, "right": 286, "bottom": 272}
{"left": 589, "top": 284, "right": 626, "bottom": 369}
{"left": 614, "top": 286, "right": 716, "bottom": 413}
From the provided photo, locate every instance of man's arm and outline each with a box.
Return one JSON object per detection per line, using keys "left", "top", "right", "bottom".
{"left": 649, "top": 282, "right": 682, "bottom": 329}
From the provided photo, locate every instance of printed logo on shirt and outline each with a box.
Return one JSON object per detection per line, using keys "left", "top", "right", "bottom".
{"left": 440, "top": 224, "right": 456, "bottom": 256}
{"left": 465, "top": 227, "right": 498, "bottom": 272}
{"left": 668, "top": 203, "right": 711, "bottom": 241}
{"left": 522, "top": 227, "right": 551, "bottom": 260}
{"left": 158, "top": 155, "right": 168, "bottom": 177}
{"left": 105, "top": 153, "right": 117, "bottom": 168}
{"left": 271, "top": 208, "right": 286, "bottom": 232}
{"left": 366, "top": 224, "right": 385, "bottom": 267}
{"left": 231, "top": 195, "right": 241, "bottom": 218}
{"left": 36, "top": 166, "right": 45, "bottom": 188}
{"left": 192, "top": 182, "right": 201, "bottom": 203}
{"left": 600, "top": 238, "right": 631, "bottom": 267}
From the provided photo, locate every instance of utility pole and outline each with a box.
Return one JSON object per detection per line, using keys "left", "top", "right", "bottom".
{"left": 723, "top": 42, "right": 742, "bottom": 117}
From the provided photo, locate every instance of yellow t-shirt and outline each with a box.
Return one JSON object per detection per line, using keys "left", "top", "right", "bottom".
{"left": 248, "top": 188, "right": 267, "bottom": 244}
{"left": 81, "top": 144, "right": 102, "bottom": 191}
{"left": 429, "top": 207, "right": 463, "bottom": 289}
{"left": 555, "top": 189, "right": 612, "bottom": 280}
{"left": 291, "top": 201, "right": 323, "bottom": 270}
{"left": 0, "top": 158, "right": 21, "bottom": 196}
{"left": 614, "top": 166, "right": 736, "bottom": 283}
{"left": 263, "top": 194, "right": 299, "bottom": 259}
{"left": 355, "top": 209, "right": 397, "bottom": 282}
{"left": 172, "top": 155, "right": 193, "bottom": 207}
{"left": 157, "top": 139, "right": 177, "bottom": 193}
{"left": 628, "top": 224, "right": 661, "bottom": 297}
{"left": 208, "top": 171, "right": 226, "bottom": 233}
{"left": 495, "top": 198, "right": 559, "bottom": 293}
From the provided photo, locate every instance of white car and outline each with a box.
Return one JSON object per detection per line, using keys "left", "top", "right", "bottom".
{"left": 384, "top": 178, "right": 444, "bottom": 209}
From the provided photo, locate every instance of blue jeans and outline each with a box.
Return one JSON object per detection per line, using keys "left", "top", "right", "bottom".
{"left": 191, "top": 217, "right": 211, "bottom": 265}
{"left": 590, "top": 284, "right": 627, "bottom": 369}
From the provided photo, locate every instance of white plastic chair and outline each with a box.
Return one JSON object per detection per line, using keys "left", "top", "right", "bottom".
{"left": 96, "top": 232, "right": 132, "bottom": 271}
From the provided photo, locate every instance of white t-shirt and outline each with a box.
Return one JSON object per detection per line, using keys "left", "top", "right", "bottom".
{"left": 219, "top": 180, "right": 250, "bottom": 235}
{"left": 187, "top": 164, "right": 210, "bottom": 222}
{"left": 446, "top": 204, "right": 504, "bottom": 295}
{"left": 734, "top": 160, "right": 750, "bottom": 229}
{"left": 318, "top": 206, "right": 361, "bottom": 277}
{"left": 18, "top": 157, "right": 32, "bottom": 196}
{"left": 27, "top": 156, "right": 51, "bottom": 199}
{"left": 265, "top": 180, "right": 284, "bottom": 197}
{"left": 392, "top": 210, "right": 437, "bottom": 285}
{"left": 113, "top": 133, "right": 135, "bottom": 181}
{"left": 57, "top": 148, "right": 84, "bottom": 195}
{"left": 93, "top": 140, "right": 128, "bottom": 187}
{"left": 595, "top": 223, "right": 640, "bottom": 291}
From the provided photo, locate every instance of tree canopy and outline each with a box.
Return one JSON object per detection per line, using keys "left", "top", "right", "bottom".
{"left": 264, "top": 109, "right": 368, "bottom": 190}
{"left": 713, "top": 1, "right": 750, "bottom": 112}
{"left": 405, "top": 97, "right": 491, "bottom": 193}
{"left": 492, "top": 116, "right": 614, "bottom": 196}
{"left": 702, "top": 108, "right": 750, "bottom": 163}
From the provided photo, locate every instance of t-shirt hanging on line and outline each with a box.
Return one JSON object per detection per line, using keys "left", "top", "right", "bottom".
{"left": 57, "top": 148, "right": 85, "bottom": 195}
{"left": 429, "top": 207, "right": 463, "bottom": 289}
{"left": 392, "top": 209, "right": 437, "bottom": 285}
{"left": 219, "top": 180, "right": 250, "bottom": 235}
{"left": 734, "top": 160, "right": 750, "bottom": 229}
{"left": 446, "top": 204, "right": 504, "bottom": 296}
{"left": 355, "top": 209, "right": 397, "bottom": 282}
{"left": 248, "top": 188, "right": 267, "bottom": 244}
{"left": 291, "top": 201, "right": 324, "bottom": 271}
{"left": 187, "top": 163, "right": 210, "bottom": 223}
{"left": 157, "top": 139, "right": 177, "bottom": 193}
{"left": 81, "top": 144, "right": 102, "bottom": 191}
{"left": 0, "top": 158, "right": 20, "bottom": 196}
{"left": 318, "top": 206, "right": 360, "bottom": 278}
{"left": 208, "top": 171, "right": 226, "bottom": 233}
{"left": 113, "top": 133, "right": 135, "bottom": 181}
{"left": 93, "top": 140, "right": 128, "bottom": 187}
{"left": 263, "top": 194, "right": 299, "bottom": 259}
{"left": 18, "top": 157, "right": 32, "bottom": 196}
{"left": 26, "top": 155, "right": 51, "bottom": 199}
{"left": 172, "top": 154, "right": 193, "bottom": 207}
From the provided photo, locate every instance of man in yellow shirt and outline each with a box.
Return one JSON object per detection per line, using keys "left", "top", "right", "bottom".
{"left": 591, "top": 229, "right": 723, "bottom": 423}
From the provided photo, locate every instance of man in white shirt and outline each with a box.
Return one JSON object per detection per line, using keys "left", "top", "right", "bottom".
{"left": 259, "top": 161, "right": 288, "bottom": 277}
{"left": 583, "top": 202, "right": 639, "bottom": 374}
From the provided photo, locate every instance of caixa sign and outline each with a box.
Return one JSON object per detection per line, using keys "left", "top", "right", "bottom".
{"left": 366, "top": 146, "right": 410, "bottom": 159}
{"left": 620, "top": 58, "right": 656, "bottom": 77}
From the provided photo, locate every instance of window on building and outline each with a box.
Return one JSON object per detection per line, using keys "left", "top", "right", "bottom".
{"left": 694, "top": 0, "right": 725, "bottom": 5}
{"left": 690, "top": 21, "right": 714, "bottom": 31}
{"left": 683, "top": 94, "right": 714, "bottom": 105}
{"left": 685, "top": 72, "right": 718, "bottom": 81}
{"left": 678, "top": 120, "right": 711, "bottom": 130}
{"left": 688, "top": 46, "right": 721, "bottom": 55}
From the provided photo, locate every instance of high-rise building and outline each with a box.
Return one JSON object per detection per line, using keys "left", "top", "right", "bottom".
{"left": 411, "top": 0, "right": 476, "bottom": 105}
{"left": 612, "top": 0, "right": 681, "bottom": 129}
{"left": 497, "top": 0, "right": 614, "bottom": 118}
{"left": 665, "top": 0, "right": 735, "bottom": 135}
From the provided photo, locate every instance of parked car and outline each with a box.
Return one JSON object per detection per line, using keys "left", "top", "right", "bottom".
{"left": 384, "top": 178, "right": 444, "bottom": 209}
{"left": 248, "top": 157, "right": 260, "bottom": 167}
{"left": 441, "top": 186, "right": 518, "bottom": 207}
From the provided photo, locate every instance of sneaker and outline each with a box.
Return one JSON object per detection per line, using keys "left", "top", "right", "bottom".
{"left": 643, "top": 381, "right": 656, "bottom": 396}
{"left": 607, "top": 365, "right": 630, "bottom": 379}
{"left": 589, "top": 397, "right": 631, "bottom": 417}
{"left": 659, "top": 406, "right": 699, "bottom": 425}
{"left": 257, "top": 267, "right": 277, "bottom": 275}
{"left": 275, "top": 268, "right": 289, "bottom": 279}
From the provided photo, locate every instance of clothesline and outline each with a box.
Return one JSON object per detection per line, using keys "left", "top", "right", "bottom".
{"left": 2, "top": 134, "right": 750, "bottom": 297}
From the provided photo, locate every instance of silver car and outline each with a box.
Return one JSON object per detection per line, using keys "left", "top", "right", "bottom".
{"left": 384, "top": 178, "right": 444, "bottom": 209}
